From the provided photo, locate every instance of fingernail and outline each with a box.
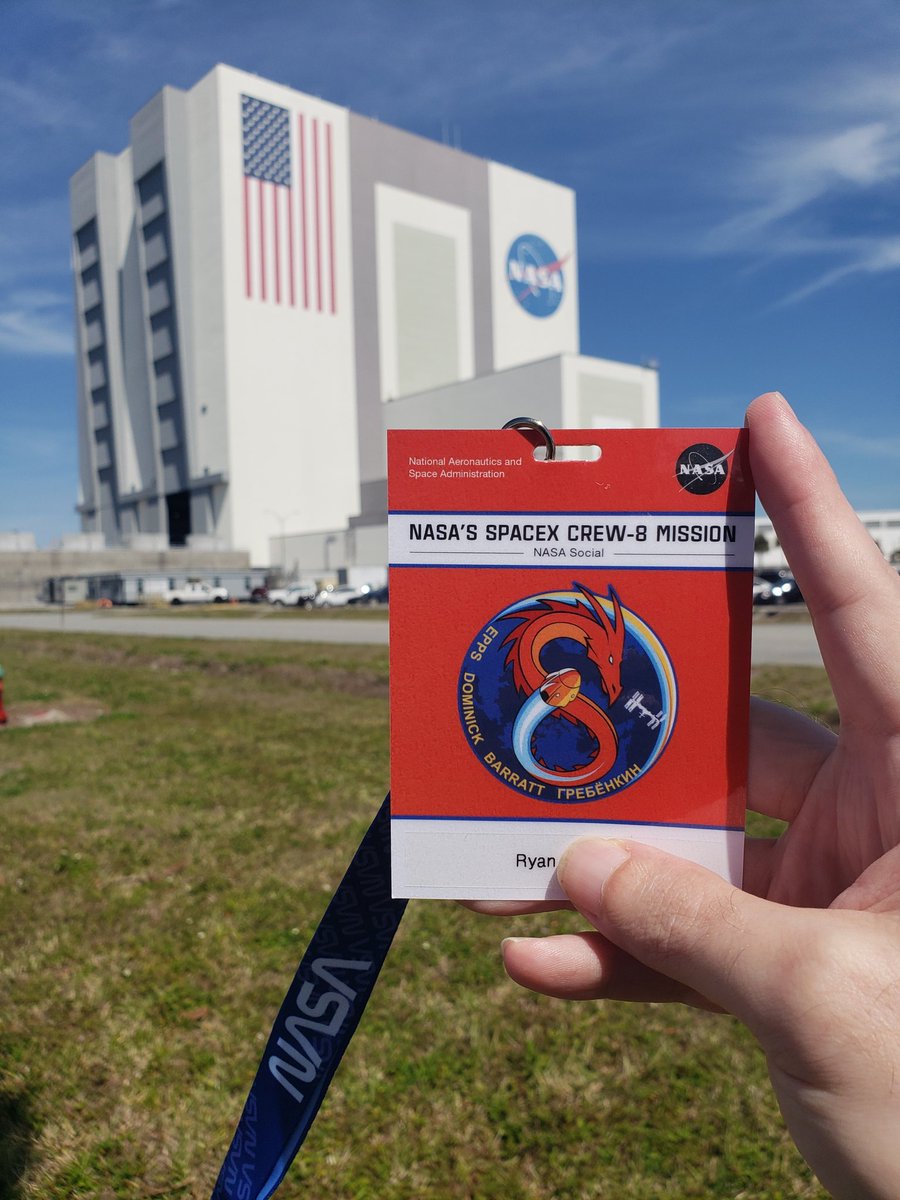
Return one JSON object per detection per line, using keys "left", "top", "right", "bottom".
{"left": 746, "top": 391, "right": 793, "bottom": 427}
{"left": 772, "top": 390, "right": 796, "bottom": 414}
{"left": 559, "top": 838, "right": 630, "bottom": 910}
{"left": 500, "top": 936, "right": 530, "bottom": 965}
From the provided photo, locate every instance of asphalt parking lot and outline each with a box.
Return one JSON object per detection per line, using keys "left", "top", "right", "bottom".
{"left": 0, "top": 608, "right": 822, "bottom": 665}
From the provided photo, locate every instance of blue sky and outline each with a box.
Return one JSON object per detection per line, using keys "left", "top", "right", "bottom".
{"left": 3, "top": 0, "right": 900, "bottom": 543}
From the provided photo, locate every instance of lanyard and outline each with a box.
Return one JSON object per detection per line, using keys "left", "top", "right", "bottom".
{"left": 211, "top": 796, "right": 407, "bottom": 1200}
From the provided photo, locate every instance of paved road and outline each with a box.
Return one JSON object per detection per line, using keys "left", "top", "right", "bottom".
{"left": 751, "top": 620, "right": 823, "bottom": 667}
{"left": 0, "top": 610, "right": 391, "bottom": 645}
{"left": 0, "top": 609, "right": 822, "bottom": 665}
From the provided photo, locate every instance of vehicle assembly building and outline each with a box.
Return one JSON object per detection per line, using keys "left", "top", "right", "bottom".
{"left": 71, "top": 64, "right": 658, "bottom": 572}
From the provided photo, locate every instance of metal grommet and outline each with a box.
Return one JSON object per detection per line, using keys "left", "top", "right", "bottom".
{"left": 501, "top": 416, "right": 556, "bottom": 461}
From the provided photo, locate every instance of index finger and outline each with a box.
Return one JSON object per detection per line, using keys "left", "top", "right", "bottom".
{"left": 746, "top": 392, "right": 900, "bottom": 730}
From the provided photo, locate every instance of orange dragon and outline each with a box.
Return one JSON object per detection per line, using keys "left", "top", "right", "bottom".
{"left": 502, "top": 583, "right": 625, "bottom": 784}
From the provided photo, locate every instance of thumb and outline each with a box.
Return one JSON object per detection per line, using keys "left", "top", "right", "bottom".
{"left": 558, "top": 838, "right": 803, "bottom": 1025}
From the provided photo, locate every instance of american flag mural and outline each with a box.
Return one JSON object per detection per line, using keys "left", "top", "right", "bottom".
{"left": 241, "top": 94, "right": 338, "bottom": 313}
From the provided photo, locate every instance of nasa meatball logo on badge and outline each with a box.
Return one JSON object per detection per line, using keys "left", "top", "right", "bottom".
{"left": 458, "top": 583, "right": 676, "bottom": 805}
{"left": 675, "top": 442, "right": 732, "bottom": 495}
{"left": 506, "top": 234, "right": 567, "bottom": 318}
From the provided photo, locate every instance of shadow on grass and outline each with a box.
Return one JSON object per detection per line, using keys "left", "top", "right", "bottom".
{"left": 0, "top": 1090, "right": 36, "bottom": 1200}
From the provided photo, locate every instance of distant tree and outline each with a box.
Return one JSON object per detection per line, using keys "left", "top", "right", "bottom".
{"left": 754, "top": 533, "right": 770, "bottom": 553}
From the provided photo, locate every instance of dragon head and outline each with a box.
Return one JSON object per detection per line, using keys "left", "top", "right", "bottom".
{"left": 501, "top": 583, "right": 628, "bottom": 707}
{"left": 575, "top": 583, "right": 625, "bottom": 704}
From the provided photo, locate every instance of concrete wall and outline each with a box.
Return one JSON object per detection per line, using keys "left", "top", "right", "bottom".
{"left": 383, "top": 355, "right": 565, "bottom": 438}
{"left": 0, "top": 548, "right": 251, "bottom": 607}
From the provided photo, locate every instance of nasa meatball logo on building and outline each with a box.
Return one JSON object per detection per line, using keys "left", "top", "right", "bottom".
{"left": 506, "top": 234, "right": 567, "bottom": 318}
{"left": 675, "top": 443, "right": 732, "bottom": 495}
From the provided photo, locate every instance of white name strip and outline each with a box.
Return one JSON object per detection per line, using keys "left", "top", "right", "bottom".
{"left": 392, "top": 819, "right": 744, "bottom": 899}
{"left": 389, "top": 512, "right": 755, "bottom": 570}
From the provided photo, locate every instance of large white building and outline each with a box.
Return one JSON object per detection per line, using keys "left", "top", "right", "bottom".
{"left": 755, "top": 511, "right": 900, "bottom": 570}
{"left": 71, "top": 64, "right": 658, "bottom": 570}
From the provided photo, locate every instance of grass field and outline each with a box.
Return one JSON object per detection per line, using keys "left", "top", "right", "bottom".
{"left": 0, "top": 631, "right": 832, "bottom": 1200}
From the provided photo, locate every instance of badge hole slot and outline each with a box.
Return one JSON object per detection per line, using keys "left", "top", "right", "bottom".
{"left": 533, "top": 443, "right": 602, "bottom": 463}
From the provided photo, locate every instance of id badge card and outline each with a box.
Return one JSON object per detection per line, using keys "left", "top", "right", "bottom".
{"left": 388, "top": 426, "right": 754, "bottom": 900}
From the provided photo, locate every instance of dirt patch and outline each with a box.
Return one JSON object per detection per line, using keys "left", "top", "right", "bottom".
{"left": 2, "top": 699, "right": 106, "bottom": 729}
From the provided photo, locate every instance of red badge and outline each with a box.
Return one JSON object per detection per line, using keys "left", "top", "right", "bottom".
{"left": 389, "top": 425, "right": 754, "bottom": 899}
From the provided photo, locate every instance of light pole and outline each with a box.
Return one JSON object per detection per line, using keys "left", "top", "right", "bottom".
{"left": 264, "top": 509, "right": 302, "bottom": 581}
{"left": 324, "top": 534, "right": 338, "bottom": 578}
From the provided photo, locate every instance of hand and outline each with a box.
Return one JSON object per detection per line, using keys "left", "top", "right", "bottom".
{"left": 466, "top": 393, "right": 900, "bottom": 1200}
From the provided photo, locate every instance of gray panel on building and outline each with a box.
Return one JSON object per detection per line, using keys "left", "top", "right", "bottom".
{"left": 578, "top": 375, "right": 647, "bottom": 426}
{"left": 394, "top": 224, "right": 460, "bottom": 397}
{"left": 348, "top": 112, "right": 492, "bottom": 498}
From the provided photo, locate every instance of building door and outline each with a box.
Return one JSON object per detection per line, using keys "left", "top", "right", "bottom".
{"left": 166, "top": 490, "right": 192, "bottom": 547}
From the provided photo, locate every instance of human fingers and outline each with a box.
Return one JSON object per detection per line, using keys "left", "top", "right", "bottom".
{"left": 461, "top": 698, "right": 833, "bottom": 918}
{"left": 830, "top": 841, "right": 900, "bottom": 913}
{"left": 557, "top": 836, "right": 807, "bottom": 1028}
{"left": 458, "top": 899, "right": 574, "bottom": 915}
{"left": 746, "top": 696, "right": 835, "bottom": 823}
{"left": 457, "top": 847, "right": 796, "bottom": 917}
{"left": 501, "top": 931, "right": 718, "bottom": 1008}
{"left": 746, "top": 392, "right": 900, "bottom": 730}
{"left": 557, "top": 837, "right": 900, "bottom": 1200}
{"left": 741, "top": 835, "right": 778, "bottom": 898}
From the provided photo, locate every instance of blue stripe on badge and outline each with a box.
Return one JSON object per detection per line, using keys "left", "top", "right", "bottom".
{"left": 211, "top": 795, "right": 406, "bottom": 1200}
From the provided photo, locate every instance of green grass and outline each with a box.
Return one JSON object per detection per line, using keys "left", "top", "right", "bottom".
{"left": 0, "top": 633, "right": 831, "bottom": 1199}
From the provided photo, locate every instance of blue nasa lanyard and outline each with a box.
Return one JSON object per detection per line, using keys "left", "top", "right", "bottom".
{"left": 211, "top": 795, "right": 406, "bottom": 1200}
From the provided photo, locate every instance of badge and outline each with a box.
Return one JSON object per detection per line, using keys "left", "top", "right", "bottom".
{"left": 389, "top": 421, "right": 754, "bottom": 899}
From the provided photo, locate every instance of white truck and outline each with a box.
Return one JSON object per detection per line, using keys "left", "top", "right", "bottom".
{"left": 163, "top": 581, "right": 229, "bottom": 605}
{"left": 267, "top": 583, "right": 317, "bottom": 608}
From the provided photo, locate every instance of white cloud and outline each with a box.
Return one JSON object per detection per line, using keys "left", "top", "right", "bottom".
{"left": 818, "top": 428, "right": 900, "bottom": 461}
{"left": 698, "top": 66, "right": 900, "bottom": 302}
{"left": 772, "top": 236, "right": 900, "bottom": 306}
{"left": 0, "top": 423, "right": 76, "bottom": 464}
{"left": 0, "top": 199, "right": 71, "bottom": 286}
{"left": 0, "top": 74, "right": 91, "bottom": 133}
{"left": 706, "top": 120, "right": 900, "bottom": 253}
{"left": 0, "top": 291, "right": 73, "bottom": 357}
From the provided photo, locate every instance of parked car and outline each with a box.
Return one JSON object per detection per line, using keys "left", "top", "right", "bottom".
{"left": 752, "top": 575, "right": 774, "bottom": 605}
{"left": 755, "top": 569, "right": 804, "bottom": 605}
{"left": 163, "top": 581, "right": 229, "bottom": 605}
{"left": 347, "top": 584, "right": 389, "bottom": 606}
{"left": 314, "top": 584, "right": 366, "bottom": 608}
{"left": 268, "top": 583, "right": 317, "bottom": 608}
{"left": 770, "top": 575, "right": 803, "bottom": 604}
{"left": 249, "top": 585, "right": 269, "bottom": 603}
